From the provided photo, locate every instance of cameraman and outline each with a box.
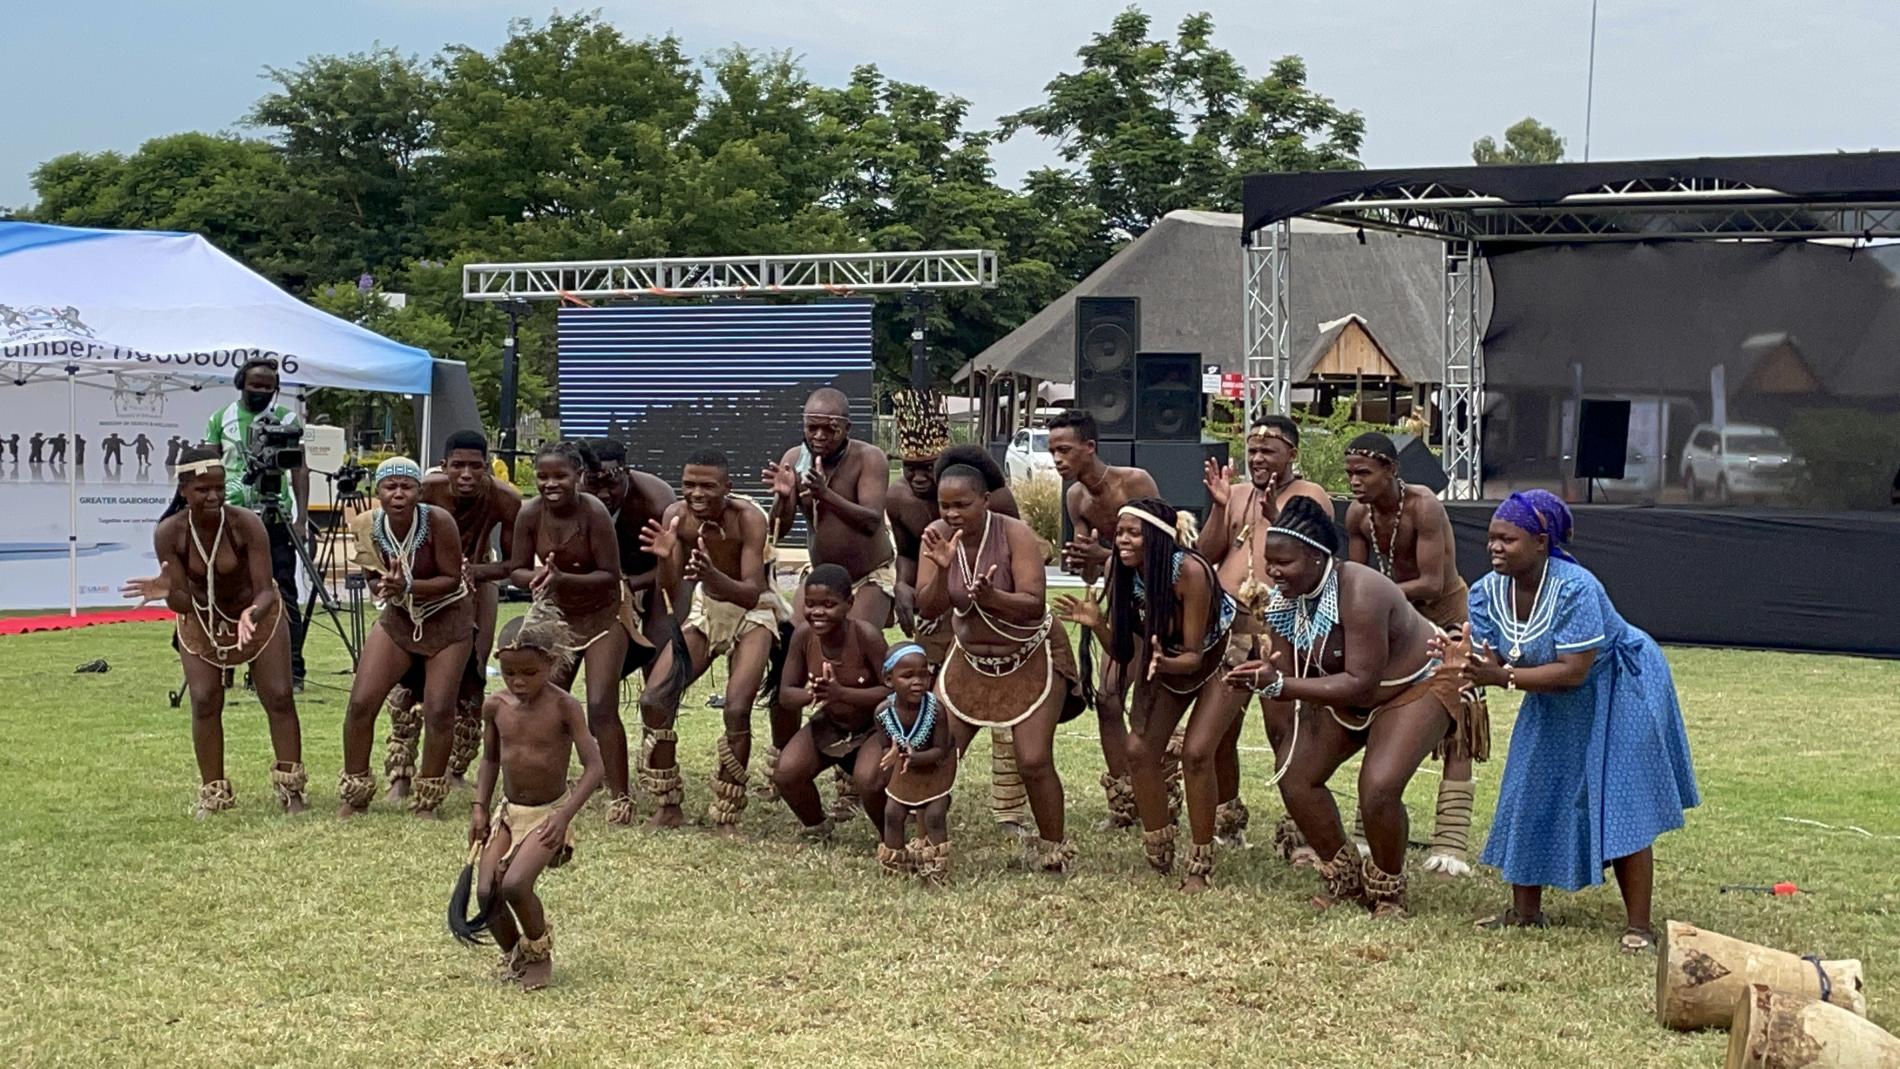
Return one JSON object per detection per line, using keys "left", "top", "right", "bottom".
{"left": 206, "top": 357, "right": 310, "bottom": 687}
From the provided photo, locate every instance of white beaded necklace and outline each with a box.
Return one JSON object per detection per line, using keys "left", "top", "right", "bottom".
{"left": 1490, "top": 559, "right": 1557, "bottom": 663}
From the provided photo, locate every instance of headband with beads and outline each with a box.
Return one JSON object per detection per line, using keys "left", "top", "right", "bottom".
{"left": 1267, "top": 522, "right": 1334, "bottom": 556}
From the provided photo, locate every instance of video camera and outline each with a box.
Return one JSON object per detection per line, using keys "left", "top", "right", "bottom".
{"left": 244, "top": 412, "right": 306, "bottom": 495}
{"left": 335, "top": 458, "right": 372, "bottom": 497}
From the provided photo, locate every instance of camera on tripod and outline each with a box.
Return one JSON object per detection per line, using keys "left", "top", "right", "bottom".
{"left": 244, "top": 413, "right": 306, "bottom": 496}
{"left": 334, "top": 459, "right": 372, "bottom": 497}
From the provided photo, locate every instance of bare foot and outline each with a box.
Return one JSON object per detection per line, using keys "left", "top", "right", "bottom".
{"left": 1179, "top": 874, "right": 1211, "bottom": 895}
{"left": 385, "top": 777, "right": 411, "bottom": 803}
{"left": 516, "top": 955, "right": 552, "bottom": 991}
{"left": 646, "top": 806, "right": 685, "bottom": 829}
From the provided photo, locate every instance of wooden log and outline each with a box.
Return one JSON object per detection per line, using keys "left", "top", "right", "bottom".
{"left": 1726, "top": 984, "right": 1900, "bottom": 1068}
{"left": 1656, "top": 920, "right": 1866, "bottom": 1031}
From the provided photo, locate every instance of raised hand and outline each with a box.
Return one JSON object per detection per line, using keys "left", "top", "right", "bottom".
{"left": 1060, "top": 526, "right": 1106, "bottom": 574}
{"left": 1203, "top": 458, "right": 1234, "bottom": 509}
{"left": 920, "top": 525, "right": 959, "bottom": 571}
{"left": 967, "top": 563, "right": 999, "bottom": 603}
{"left": 1054, "top": 592, "right": 1103, "bottom": 630}
{"left": 686, "top": 536, "right": 721, "bottom": 584}
{"left": 809, "top": 660, "right": 837, "bottom": 706}
{"left": 120, "top": 562, "right": 171, "bottom": 608}
{"left": 640, "top": 514, "right": 681, "bottom": 559}
{"left": 799, "top": 455, "right": 828, "bottom": 508}
{"left": 1258, "top": 472, "right": 1284, "bottom": 523}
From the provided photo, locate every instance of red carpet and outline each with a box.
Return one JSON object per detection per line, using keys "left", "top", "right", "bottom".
{"left": 0, "top": 608, "right": 172, "bottom": 636}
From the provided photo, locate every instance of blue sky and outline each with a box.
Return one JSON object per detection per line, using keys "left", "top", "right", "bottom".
{"left": 5, "top": 1, "right": 1899, "bottom": 211}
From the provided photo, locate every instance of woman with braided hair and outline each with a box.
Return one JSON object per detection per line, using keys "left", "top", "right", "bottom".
{"left": 1225, "top": 496, "right": 1469, "bottom": 918}
{"left": 123, "top": 445, "right": 307, "bottom": 818}
{"left": 337, "top": 457, "right": 475, "bottom": 819}
{"left": 1452, "top": 490, "right": 1697, "bottom": 952}
{"left": 1057, "top": 497, "right": 1234, "bottom": 880}
{"left": 919, "top": 463, "right": 1088, "bottom": 872}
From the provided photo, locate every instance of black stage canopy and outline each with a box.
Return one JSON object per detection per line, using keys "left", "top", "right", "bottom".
{"left": 1241, "top": 152, "right": 1900, "bottom": 237}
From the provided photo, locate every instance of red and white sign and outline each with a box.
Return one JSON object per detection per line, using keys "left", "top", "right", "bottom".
{"left": 1220, "top": 373, "right": 1245, "bottom": 400}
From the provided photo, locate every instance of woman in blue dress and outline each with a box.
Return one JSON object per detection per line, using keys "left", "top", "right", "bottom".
{"left": 1453, "top": 491, "right": 1698, "bottom": 952}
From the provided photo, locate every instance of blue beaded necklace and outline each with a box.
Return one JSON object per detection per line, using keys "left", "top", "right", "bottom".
{"left": 1264, "top": 558, "right": 1339, "bottom": 652}
{"left": 878, "top": 692, "right": 938, "bottom": 751}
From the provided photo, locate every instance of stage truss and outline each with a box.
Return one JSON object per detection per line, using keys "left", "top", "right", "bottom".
{"left": 1242, "top": 175, "right": 1900, "bottom": 499}
{"left": 464, "top": 249, "right": 997, "bottom": 301}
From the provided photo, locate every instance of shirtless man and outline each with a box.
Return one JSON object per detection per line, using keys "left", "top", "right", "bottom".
{"left": 410, "top": 430, "right": 524, "bottom": 784}
{"left": 1343, "top": 430, "right": 1487, "bottom": 876}
{"left": 1047, "top": 408, "right": 1160, "bottom": 830}
{"left": 1186, "top": 416, "right": 1333, "bottom": 879}
{"left": 765, "top": 387, "right": 896, "bottom": 629}
{"left": 885, "top": 389, "right": 1029, "bottom": 836}
{"left": 583, "top": 437, "right": 680, "bottom": 657}
{"left": 639, "top": 449, "right": 789, "bottom": 832}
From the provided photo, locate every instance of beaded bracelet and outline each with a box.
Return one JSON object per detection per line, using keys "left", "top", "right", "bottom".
{"left": 1250, "top": 667, "right": 1286, "bottom": 698}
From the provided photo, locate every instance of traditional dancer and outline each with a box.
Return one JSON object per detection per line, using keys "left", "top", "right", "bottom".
{"left": 338, "top": 457, "right": 475, "bottom": 819}
{"left": 1224, "top": 497, "right": 1469, "bottom": 918}
{"left": 772, "top": 565, "right": 891, "bottom": 838}
{"left": 1048, "top": 408, "right": 1161, "bottom": 831}
{"left": 1058, "top": 498, "right": 1235, "bottom": 879}
{"left": 885, "top": 388, "right": 1029, "bottom": 837}
{"left": 467, "top": 604, "right": 604, "bottom": 990}
{"left": 378, "top": 431, "right": 523, "bottom": 796}
{"left": 503, "top": 440, "right": 644, "bottom": 824}
{"left": 875, "top": 643, "right": 957, "bottom": 886}
{"left": 123, "top": 445, "right": 306, "bottom": 817}
{"left": 1190, "top": 416, "right": 1334, "bottom": 876}
{"left": 583, "top": 436, "right": 680, "bottom": 664}
{"left": 1344, "top": 431, "right": 1489, "bottom": 876}
{"left": 639, "top": 449, "right": 790, "bottom": 833}
{"left": 919, "top": 463, "right": 1088, "bottom": 871}
{"left": 1455, "top": 491, "right": 1698, "bottom": 951}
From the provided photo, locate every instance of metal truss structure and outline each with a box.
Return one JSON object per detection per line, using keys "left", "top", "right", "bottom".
{"left": 1241, "top": 172, "right": 1900, "bottom": 499}
{"left": 464, "top": 249, "right": 997, "bottom": 301}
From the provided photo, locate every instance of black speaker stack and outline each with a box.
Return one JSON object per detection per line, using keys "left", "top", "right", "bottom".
{"left": 1058, "top": 298, "right": 1225, "bottom": 540}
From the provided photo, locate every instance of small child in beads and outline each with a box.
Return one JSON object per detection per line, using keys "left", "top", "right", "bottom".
{"left": 875, "top": 644, "right": 958, "bottom": 886}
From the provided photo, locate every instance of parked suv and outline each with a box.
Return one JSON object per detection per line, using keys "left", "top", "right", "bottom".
{"left": 1679, "top": 422, "right": 1799, "bottom": 503}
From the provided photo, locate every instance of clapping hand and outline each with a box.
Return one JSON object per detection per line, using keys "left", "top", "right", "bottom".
{"left": 1203, "top": 458, "right": 1234, "bottom": 510}
{"left": 878, "top": 735, "right": 910, "bottom": 775}
{"left": 920, "top": 525, "right": 960, "bottom": 571}
{"left": 809, "top": 661, "right": 837, "bottom": 707}
{"left": 640, "top": 514, "right": 681, "bottom": 559}
{"left": 685, "top": 537, "right": 721, "bottom": 584}
{"left": 798, "top": 455, "right": 829, "bottom": 508}
{"left": 1053, "top": 591, "right": 1103, "bottom": 630}
{"left": 967, "top": 563, "right": 999, "bottom": 603}
{"left": 120, "top": 562, "right": 172, "bottom": 608}
{"left": 1060, "top": 526, "right": 1106, "bottom": 574}
{"left": 763, "top": 459, "right": 797, "bottom": 500}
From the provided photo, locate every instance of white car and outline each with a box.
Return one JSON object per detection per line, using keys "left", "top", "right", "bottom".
{"left": 1004, "top": 427, "right": 1057, "bottom": 485}
{"left": 1680, "top": 422, "right": 1799, "bottom": 503}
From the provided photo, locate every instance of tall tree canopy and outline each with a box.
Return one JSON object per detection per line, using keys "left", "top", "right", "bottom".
{"left": 1472, "top": 117, "right": 1566, "bottom": 165}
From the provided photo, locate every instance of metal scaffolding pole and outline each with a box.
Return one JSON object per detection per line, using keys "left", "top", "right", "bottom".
{"left": 1242, "top": 220, "right": 1293, "bottom": 421}
{"left": 1440, "top": 239, "right": 1484, "bottom": 500}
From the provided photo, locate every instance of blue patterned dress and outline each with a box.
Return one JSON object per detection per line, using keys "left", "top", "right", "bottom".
{"left": 1469, "top": 558, "right": 1699, "bottom": 891}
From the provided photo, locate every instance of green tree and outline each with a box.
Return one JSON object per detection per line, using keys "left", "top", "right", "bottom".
{"left": 1472, "top": 117, "right": 1566, "bottom": 165}
{"left": 1001, "top": 9, "right": 1362, "bottom": 244}
{"left": 247, "top": 47, "right": 442, "bottom": 277}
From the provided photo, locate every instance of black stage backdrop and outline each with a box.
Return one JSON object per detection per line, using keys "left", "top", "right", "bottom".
{"left": 1443, "top": 504, "right": 1900, "bottom": 658}
{"left": 557, "top": 300, "right": 874, "bottom": 508}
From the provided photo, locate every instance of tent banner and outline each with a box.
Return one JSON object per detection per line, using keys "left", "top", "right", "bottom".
{"left": 0, "top": 378, "right": 224, "bottom": 610}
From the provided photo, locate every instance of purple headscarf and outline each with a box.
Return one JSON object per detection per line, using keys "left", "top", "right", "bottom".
{"left": 1492, "top": 489, "right": 1578, "bottom": 561}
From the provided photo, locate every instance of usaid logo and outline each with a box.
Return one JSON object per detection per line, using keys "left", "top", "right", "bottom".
{"left": 0, "top": 303, "right": 97, "bottom": 342}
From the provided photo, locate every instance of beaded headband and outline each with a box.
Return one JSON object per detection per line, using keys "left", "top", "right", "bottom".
{"left": 1119, "top": 504, "right": 1198, "bottom": 546}
{"left": 175, "top": 458, "right": 223, "bottom": 477}
{"left": 883, "top": 643, "right": 926, "bottom": 673}
{"left": 374, "top": 456, "right": 422, "bottom": 487}
{"left": 1345, "top": 447, "right": 1396, "bottom": 464}
{"left": 1247, "top": 424, "right": 1294, "bottom": 444}
{"left": 1267, "top": 522, "right": 1334, "bottom": 556}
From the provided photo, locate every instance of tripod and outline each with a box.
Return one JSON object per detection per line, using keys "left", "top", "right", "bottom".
{"left": 254, "top": 480, "right": 359, "bottom": 670}
{"left": 302, "top": 472, "right": 370, "bottom": 669}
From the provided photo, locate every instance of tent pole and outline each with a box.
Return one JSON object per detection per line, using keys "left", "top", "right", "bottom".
{"left": 66, "top": 365, "right": 78, "bottom": 616}
{"left": 421, "top": 393, "right": 434, "bottom": 466}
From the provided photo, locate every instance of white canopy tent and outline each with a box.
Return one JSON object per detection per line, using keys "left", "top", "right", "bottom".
{"left": 0, "top": 222, "right": 434, "bottom": 613}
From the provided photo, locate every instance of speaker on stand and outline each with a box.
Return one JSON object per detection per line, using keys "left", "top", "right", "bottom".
{"left": 1073, "top": 297, "right": 1140, "bottom": 441}
{"left": 1575, "top": 399, "right": 1631, "bottom": 503}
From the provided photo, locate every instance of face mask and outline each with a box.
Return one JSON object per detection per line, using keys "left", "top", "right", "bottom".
{"left": 242, "top": 389, "right": 274, "bottom": 414}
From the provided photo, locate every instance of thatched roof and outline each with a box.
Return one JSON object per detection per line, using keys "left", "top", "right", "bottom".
{"left": 961, "top": 209, "right": 1448, "bottom": 385}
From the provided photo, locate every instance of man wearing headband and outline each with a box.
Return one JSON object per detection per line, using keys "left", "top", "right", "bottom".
{"left": 337, "top": 456, "right": 477, "bottom": 820}
{"left": 1343, "top": 430, "right": 1489, "bottom": 877}
{"left": 1457, "top": 489, "right": 1697, "bottom": 952}
{"left": 1192, "top": 414, "right": 1333, "bottom": 859}
{"left": 204, "top": 356, "right": 310, "bottom": 687}
{"left": 1047, "top": 408, "right": 1160, "bottom": 831}
{"left": 884, "top": 389, "right": 1031, "bottom": 838}
{"left": 765, "top": 387, "right": 898, "bottom": 630}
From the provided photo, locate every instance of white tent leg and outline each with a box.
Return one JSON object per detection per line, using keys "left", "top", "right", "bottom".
{"left": 67, "top": 366, "right": 78, "bottom": 616}
{"left": 421, "top": 393, "right": 434, "bottom": 465}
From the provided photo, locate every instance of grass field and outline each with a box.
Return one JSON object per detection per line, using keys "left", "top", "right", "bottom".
{"left": 2, "top": 612, "right": 1896, "bottom": 1067}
